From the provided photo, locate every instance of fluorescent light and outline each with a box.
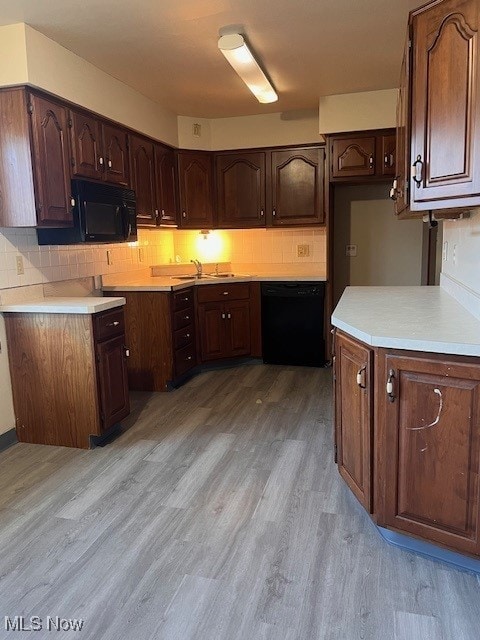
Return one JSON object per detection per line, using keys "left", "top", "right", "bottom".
{"left": 218, "top": 33, "right": 278, "bottom": 104}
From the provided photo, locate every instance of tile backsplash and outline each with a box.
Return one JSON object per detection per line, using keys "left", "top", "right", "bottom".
{"left": 0, "top": 226, "right": 326, "bottom": 293}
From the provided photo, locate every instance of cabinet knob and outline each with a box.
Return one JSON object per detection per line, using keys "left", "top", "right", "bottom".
{"left": 186, "top": 355, "right": 192, "bottom": 361}
{"left": 161, "top": 209, "right": 166, "bottom": 218}
{"left": 185, "top": 333, "right": 190, "bottom": 338}
{"left": 182, "top": 297, "right": 189, "bottom": 302}
{"left": 356, "top": 365, "right": 366, "bottom": 389}
{"left": 70, "top": 197, "right": 76, "bottom": 208}
{"left": 108, "top": 159, "right": 112, "bottom": 169}
{"left": 99, "top": 157, "right": 104, "bottom": 166}
{"left": 222, "top": 313, "right": 226, "bottom": 319}
{"left": 106, "top": 321, "right": 120, "bottom": 327}
{"left": 182, "top": 211, "right": 187, "bottom": 218}
{"left": 272, "top": 209, "right": 276, "bottom": 216}
{"left": 386, "top": 369, "right": 396, "bottom": 402}
{"left": 184, "top": 315, "right": 190, "bottom": 320}
{"left": 369, "top": 154, "right": 374, "bottom": 168}
{"left": 222, "top": 291, "right": 229, "bottom": 296}
{"left": 124, "top": 346, "right": 130, "bottom": 357}
{"left": 260, "top": 209, "right": 264, "bottom": 217}
{"left": 227, "top": 313, "right": 231, "bottom": 319}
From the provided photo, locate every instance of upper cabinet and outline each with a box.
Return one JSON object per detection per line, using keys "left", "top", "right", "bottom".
{"left": 155, "top": 144, "right": 178, "bottom": 227}
{"left": 328, "top": 130, "right": 396, "bottom": 183}
{"left": 128, "top": 134, "right": 157, "bottom": 227}
{"left": 216, "top": 151, "right": 266, "bottom": 228}
{"left": 70, "top": 111, "right": 129, "bottom": 186}
{"left": 394, "top": 0, "right": 480, "bottom": 215}
{"left": 270, "top": 146, "right": 325, "bottom": 225}
{"left": 392, "top": 37, "right": 411, "bottom": 216}
{"left": 0, "top": 88, "right": 74, "bottom": 228}
{"left": 177, "top": 151, "right": 214, "bottom": 229}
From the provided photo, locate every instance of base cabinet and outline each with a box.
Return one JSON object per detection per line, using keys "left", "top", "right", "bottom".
{"left": 4, "top": 307, "right": 130, "bottom": 449}
{"left": 334, "top": 329, "right": 480, "bottom": 558}
{"left": 334, "top": 332, "right": 373, "bottom": 512}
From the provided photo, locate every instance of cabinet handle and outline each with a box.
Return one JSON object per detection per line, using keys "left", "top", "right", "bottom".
{"left": 227, "top": 313, "right": 231, "bottom": 319}
{"left": 70, "top": 197, "right": 76, "bottom": 208}
{"left": 182, "top": 297, "right": 190, "bottom": 302}
{"left": 182, "top": 211, "right": 187, "bottom": 218}
{"left": 124, "top": 346, "right": 130, "bottom": 357}
{"left": 222, "top": 313, "right": 226, "bottom": 319}
{"left": 184, "top": 315, "right": 190, "bottom": 320}
{"left": 106, "top": 321, "right": 120, "bottom": 327}
{"left": 260, "top": 209, "right": 264, "bottom": 217}
{"left": 386, "top": 369, "right": 395, "bottom": 402}
{"left": 222, "top": 291, "right": 229, "bottom": 296}
{"left": 108, "top": 159, "right": 112, "bottom": 169}
{"left": 272, "top": 209, "right": 276, "bottom": 216}
{"left": 389, "top": 178, "right": 398, "bottom": 201}
{"left": 186, "top": 355, "right": 193, "bottom": 361}
{"left": 412, "top": 155, "right": 423, "bottom": 186}
{"left": 369, "top": 154, "right": 374, "bottom": 168}
{"left": 161, "top": 209, "right": 166, "bottom": 218}
{"left": 356, "top": 365, "right": 366, "bottom": 389}
{"left": 185, "top": 333, "right": 190, "bottom": 338}
{"left": 99, "top": 157, "right": 104, "bottom": 166}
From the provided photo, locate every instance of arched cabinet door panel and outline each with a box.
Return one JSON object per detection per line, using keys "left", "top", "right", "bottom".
{"left": 177, "top": 151, "right": 214, "bottom": 229}
{"left": 129, "top": 134, "right": 156, "bottom": 227}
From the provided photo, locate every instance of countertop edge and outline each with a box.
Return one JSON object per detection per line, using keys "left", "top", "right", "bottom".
{"left": 0, "top": 297, "right": 126, "bottom": 315}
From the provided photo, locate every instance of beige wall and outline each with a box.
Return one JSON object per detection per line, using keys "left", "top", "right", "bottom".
{"left": 0, "top": 316, "right": 15, "bottom": 436}
{"left": 333, "top": 184, "right": 423, "bottom": 304}
{"left": 319, "top": 89, "right": 397, "bottom": 134}
{"left": 0, "top": 24, "right": 28, "bottom": 86}
{"left": 442, "top": 211, "right": 480, "bottom": 296}
{"left": 179, "top": 110, "right": 323, "bottom": 150}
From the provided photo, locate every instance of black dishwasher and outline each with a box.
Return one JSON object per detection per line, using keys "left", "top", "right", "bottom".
{"left": 261, "top": 282, "right": 326, "bottom": 367}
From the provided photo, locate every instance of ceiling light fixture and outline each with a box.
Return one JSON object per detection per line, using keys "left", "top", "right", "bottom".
{"left": 218, "top": 33, "right": 278, "bottom": 104}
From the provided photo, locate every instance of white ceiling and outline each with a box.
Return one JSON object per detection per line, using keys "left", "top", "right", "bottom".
{"left": 0, "top": 0, "right": 419, "bottom": 118}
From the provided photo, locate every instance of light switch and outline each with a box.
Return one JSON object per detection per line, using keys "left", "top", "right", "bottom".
{"left": 346, "top": 244, "right": 357, "bottom": 257}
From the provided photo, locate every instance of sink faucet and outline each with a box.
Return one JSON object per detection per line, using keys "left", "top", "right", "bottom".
{"left": 191, "top": 259, "right": 202, "bottom": 277}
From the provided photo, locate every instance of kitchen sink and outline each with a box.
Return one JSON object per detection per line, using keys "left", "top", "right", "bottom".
{"left": 172, "top": 274, "right": 215, "bottom": 280}
{"left": 208, "top": 273, "right": 251, "bottom": 278}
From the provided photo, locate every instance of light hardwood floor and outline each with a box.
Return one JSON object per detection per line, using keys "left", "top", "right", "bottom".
{"left": 0, "top": 364, "right": 479, "bottom": 639}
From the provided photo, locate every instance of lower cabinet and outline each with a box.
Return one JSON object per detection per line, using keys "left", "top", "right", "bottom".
{"left": 196, "top": 283, "right": 256, "bottom": 362}
{"left": 334, "top": 331, "right": 373, "bottom": 512}
{"left": 334, "top": 329, "right": 480, "bottom": 557}
{"left": 4, "top": 306, "right": 130, "bottom": 449}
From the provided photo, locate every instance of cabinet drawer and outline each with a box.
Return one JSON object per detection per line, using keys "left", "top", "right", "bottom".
{"left": 93, "top": 307, "right": 125, "bottom": 341}
{"left": 174, "top": 343, "right": 196, "bottom": 377}
{"left": 173, "top": 287, "right": 194, "bottom": 312}
{"left": 196, "top": 283, "right": 250, "bottom": 303}
{"left": 173, "top": 308, "right": 194, "bottom": 330}
{"left": 173, "top": 325, "right": 195, "bottom": 351}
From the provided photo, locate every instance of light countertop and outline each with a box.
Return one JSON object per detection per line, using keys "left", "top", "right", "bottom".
{"left": 332, "top": 286, "right": 480, "bottom": 357}
{"left": 102, "top": 273, "right": 327, "bottom": 292}
{"left": 0, "top": 296, "right": 126, "bottom": 315}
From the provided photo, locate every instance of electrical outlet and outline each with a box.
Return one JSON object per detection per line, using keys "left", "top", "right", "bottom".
{"left": 106, "top": 250, "right": 113, "bottom": 266}
{"left": 346, "top": 244, "right": 357, "bottom": 257}
{"left": 193, "top": 123, "right": 201, "bottom": 137}
{"left": 15, "top": 255, "right": 24, "bottom": 275}
{"left": 297, "top": 244, "right": 310, "bottom": 258}
{"left": 138, "top": 247, "right": 144, "bottom": 262}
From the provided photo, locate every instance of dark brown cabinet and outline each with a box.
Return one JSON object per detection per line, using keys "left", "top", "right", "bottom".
{"left": 378, "top": 351, "right": 480, "bottom": 556}
{"left": 178, "top": 151, "right": 214, "bottom": 228}
{"left": 155, "top": 144, "right": 178, "bottom": 226}
{"left": 392, "top": 38, "right": 411, "bottom": 216}
{"left": 102, "top": 123, "right": 129, "bottom": 186}
{"left": 409, "top": 0, "right": 480, "bottom": 210}
{"left": 70, "top": 110, "right": 103, "bottom": 181}
{"left": 29, "top": 93, "right": 74, "bottom": 226}
{"left": 216, "top": 151, "right": 266, "bottom": 228}
{"left": 4, "top": 306, "right": 130, "bottom": 449}
{"left": 128, "top": 134, "right": 157, "bottom": 227}
{"left": 270, "top": 147, "right": 325, "bottom": 225}
{"left": 334, "top": 331, "right": 373, "bottom": 512}
{"left": 196, "top": 283, "right": 252, "bottom": 362}
{"left": 329, "top": 130, "right": 396, "bottom": 183}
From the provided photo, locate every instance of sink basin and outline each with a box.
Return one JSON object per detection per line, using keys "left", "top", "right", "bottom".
{"left": 209, "top": 273, "right": 251, "bottom": 278}
{"left": 172, "top": 274, "right": 215, "bottom": 280}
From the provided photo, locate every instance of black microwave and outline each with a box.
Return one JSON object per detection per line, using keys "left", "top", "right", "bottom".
{"left": 37, "top": 180, "right": 137, "bottom": 245}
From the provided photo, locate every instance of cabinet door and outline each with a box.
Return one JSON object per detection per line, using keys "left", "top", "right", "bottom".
{"left": 271, "top": 147, "right": 325, "bottom": 225}
{"left": 129, "top": 134, "right": 156, "bottom": 226}
{"left": 331, "top": 137, "right": 375, "bottom": 179}
{"left": 334, "top": 332, "right": 373, "bottom": 511}
{"left": 103, "top": 123, "right": 129, "bottom": 186}
{"left": 393, "top": 38, "right": 411, "bottom": 215}
{"left": 225, "top": 300, "right": 251, "bottom": 357}
{"left": 29, "top": 94, "right": 73, "bottom": 226}
{"left": 198, "top": 302, "right": 226, "bottom": 361}
{"left": 380, "top": 133, "right": 396, "bottom": 177}
{"left": 70, "top": 110, "right": 103, "bottom": 180}
{"left": 216, "top": 152, "right": 266, "bottom": 228}
{"left": 178, "top": 151, "right": 214, "bottom": 228}
{"left": 381, "top": 353, "right": 480, "bottom": 555}
{"left": 155, "top": 144, "right": 178, "bottom": 226}
{"left": 96, "top": 335, "right": 130, "bottom": 431}
{"left": 410, "top": 0, "right": 480, "bottom": 209}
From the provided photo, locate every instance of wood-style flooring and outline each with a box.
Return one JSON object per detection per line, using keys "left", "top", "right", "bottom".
{"left": 0, "top": 364, "right": 479, "bottom": 639}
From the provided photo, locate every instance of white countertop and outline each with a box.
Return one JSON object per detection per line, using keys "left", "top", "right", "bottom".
{"left": 0, "top": 296, "right": 126, "bottom": 315}
{"left": 102, "top": 273, "right": 327, "bottom": 292}
{"left": 332, "top": 286, "right": 480, "bottom": 356}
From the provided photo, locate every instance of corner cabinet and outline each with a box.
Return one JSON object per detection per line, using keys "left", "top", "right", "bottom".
{"left": 393, "top": 0, "right": 480, "bottom": 215}
{"left": 333, "top": 328, "right": 480, "bottom": 558}
{"left": 328, "top": 130, "right": 396, "bottom": 184}
{"left": 4, "top": 307, "right": 130, "bottom": 449}
{"left": 177, "top": 150, "right": 215, "bottom": 229}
